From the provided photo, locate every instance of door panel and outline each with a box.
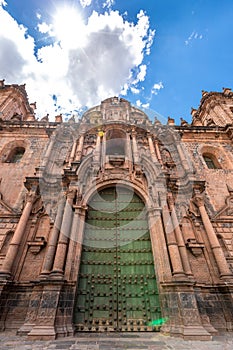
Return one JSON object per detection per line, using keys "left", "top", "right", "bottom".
{"left": 74, "top": 187, "right": 161, "bottom": 331}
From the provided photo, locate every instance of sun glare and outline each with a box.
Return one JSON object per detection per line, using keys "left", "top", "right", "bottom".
{"left": 53, "top": 6, "right": 87, "bottom": 49}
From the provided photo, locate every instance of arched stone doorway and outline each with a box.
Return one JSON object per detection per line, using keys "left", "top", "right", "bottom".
{"left": 73, "top": 186, "right": 161, "bottom": 332}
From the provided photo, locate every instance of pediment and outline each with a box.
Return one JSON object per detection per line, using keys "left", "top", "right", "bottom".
{"left": 213, "top": 195, "right": 233, "bottom": 221}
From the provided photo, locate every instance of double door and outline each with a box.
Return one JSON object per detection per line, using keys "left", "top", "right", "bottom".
{"left": 74, "top": 187, "right": 161, "bottom": 331}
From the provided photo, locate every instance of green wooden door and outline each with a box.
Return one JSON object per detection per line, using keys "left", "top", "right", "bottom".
{"left": 74, "top": 187, "right": 161, "bottom": 332}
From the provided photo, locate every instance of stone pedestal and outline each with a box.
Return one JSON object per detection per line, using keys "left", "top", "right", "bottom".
{"left": 27, "top": 282, "right": 63, "bottom": 340}
{"left": 17, "top": 285, "right": 43, "bottom": 335}
{"left": 19, "top": 280, "right": 76, "bottom": 340}
{"left": 160, "top": 282, "right": 213, "bottom": 340}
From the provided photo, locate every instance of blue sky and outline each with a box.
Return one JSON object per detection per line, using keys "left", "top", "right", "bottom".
{"left": 0, "top": 0, "right": 232, "bottom": 123}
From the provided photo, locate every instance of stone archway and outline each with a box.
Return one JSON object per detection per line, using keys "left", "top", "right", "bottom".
{"left": 73, "top": 186, "right": 162, "bottom": 332}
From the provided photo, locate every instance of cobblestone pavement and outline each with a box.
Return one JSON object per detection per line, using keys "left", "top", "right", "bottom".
{"left": 1, "top": 332, "right": 233, "bottom": 350}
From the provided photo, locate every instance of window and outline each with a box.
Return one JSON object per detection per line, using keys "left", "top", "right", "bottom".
{"left": 6, "top": 147, "right": 25, "bottom": 163}
{"left": 203, "top": 154, "right": 219, "bottom": 169}
{"left": 106, "top": 130, "right": 126, "bottom": 156}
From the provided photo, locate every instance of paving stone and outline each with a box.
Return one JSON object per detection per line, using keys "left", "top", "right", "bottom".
{"left": 0, "top": 333, "right": 233, "bottom": 350}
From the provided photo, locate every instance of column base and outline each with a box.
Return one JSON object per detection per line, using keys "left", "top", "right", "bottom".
{"left": 162, "top": 324, "right": 212, "bottom": 340}
{"left": 179, "top": 325, "right": 212, "bottom": 340}
{"left": 49, "top": 270, "right": 64, "bottom": 280}
{"left": 27, "top": 326, "right": 56, "bottom": 340}
{"left": 172, "top": 273, "right": 189, "bottom": 282}
{"left": 38, "top": 271, "right": 50, "bottom": 280}
{"left": 17, "top": 323, "right": 34, "bottom": 335}
{"left": 220, "top": 274, "right": 233, "bottom": 281}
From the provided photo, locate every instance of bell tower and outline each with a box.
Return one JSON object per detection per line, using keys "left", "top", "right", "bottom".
{"left": 0, "top": 80, "right": 35, "bottom": 121}
{"left": 191, "top": 88, "right": 233, "bottom": 126}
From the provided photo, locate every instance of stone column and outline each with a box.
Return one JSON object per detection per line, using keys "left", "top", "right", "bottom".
{"left": 154, "top": 140, "right": 163, "bottom": 164}
{"left": 50, "top": 189, "right": 76, "bottom": 278}
{"left": 131, "top": 130, "right": 139, "bottom": 163}
{"left": 193, "top": 192, "right": 232, "bottom": 279}
{"left": 62, "top": 205, "right": 87, "bottom": 336}
{"left": 101, "top": 132, "right": 106, "bottom": 169}
{"left": 40, "top": 195, "right": 66, "bottom": 277}
{"left": 148, "top": 134, "right": 158, "bottom": 162}
{"left": 147, "top": 207, "right": 172, "bottom": 281}
{"left": 125, "top": 132, "right": 133, "bottom": 161}
{"left": 68, "top": 140, "right": 77, "bottom": 165}
{"left": 94, "top": 132, "right": 102, "bottom": 163}
{"left": 167, "top": 193, "right": 194, "bottom": 279}
{"left": 0, "top": 188, "right": 38, "bottom": 279}
{"left": 176, "top": 142, "right": 190, "bottom": 171}
{"left": 160, "top": 194, "right": 186, "bottom": 279}
{"left": 75, "top": 134, "right": 84, "bottom": 162}
{"left": 64, "top": 205, "right": 87, "bottom": 281}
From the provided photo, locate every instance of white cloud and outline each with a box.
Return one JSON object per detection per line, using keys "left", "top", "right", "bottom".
{"left": 131, "top": 87, "right": 140, "bottom": 94}
{"left": 0, "top": 5, "right": 37, "bottom": 80}
{"left": 142, "top": 102, "right": 149, "bottom": 109}
{"left": 0, "top": 4, "right": 155, "bottom": 119}
{"left": 79, "top": 0, "right": 92, "bottom": 8}
{"left": 137, "top": 64, "right": 147, "bottom": 82}
{"left": 37, "top": 22, "right": 53, "bottom": 35}
{"left": 185, "top": 31, "right": 203, "bottom": 45}
{"left": 103, "top": 0, "right": 115, "bottom": 8}
{"left": 136, "top": 99, "right": 149, "bottom": 109}
{"left": 151, "top": 81, "right": 164, "bottom": 95}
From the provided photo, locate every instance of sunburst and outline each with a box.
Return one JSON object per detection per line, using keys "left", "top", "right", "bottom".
{"left": 52, "top": 5, "right": 87, "bottom": 49}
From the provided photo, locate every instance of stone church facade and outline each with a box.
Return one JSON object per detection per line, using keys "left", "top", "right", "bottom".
{"left": 0, "top": 79, "right": 233, "bottom": 340}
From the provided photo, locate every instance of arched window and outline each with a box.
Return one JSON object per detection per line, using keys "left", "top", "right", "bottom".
{"left": 106, "top": 130, "right": 126, "bottom": 156}
{"left": 6, "top": 147, "right": 25, "bottom": 163}
{"left": 203, "top": 153, "right": 220, "bottom": 169}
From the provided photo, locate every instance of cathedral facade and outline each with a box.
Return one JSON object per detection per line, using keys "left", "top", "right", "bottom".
{"left": 0, "top": 80, "right": 233, "bottom": 340}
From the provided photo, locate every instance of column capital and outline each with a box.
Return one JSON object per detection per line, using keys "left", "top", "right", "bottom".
{"left": 25, "top": 187, "right": 39, "bottom": 204}
{"left": 24, "top": 177, "right": 39, "bottom": 194}
{"left": 73, "top": 204, "right": 88, "bottom": 216}
{"left": 147, "top": 132, "right": 154, "bottom": 139}
{"left": 192, "top": 193, "right": 205, "bottom": 208}
{"left": 25, "top": 192, "right": 39, "bottom": 204}
{"left": 66, "top": 188, "right": 77, "bottom": 203}
{"left": 191, "top": 181, "right": 206, "bottom": 208}
{"left": 131, "top": 129, "right": 137, "bottom": 137}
